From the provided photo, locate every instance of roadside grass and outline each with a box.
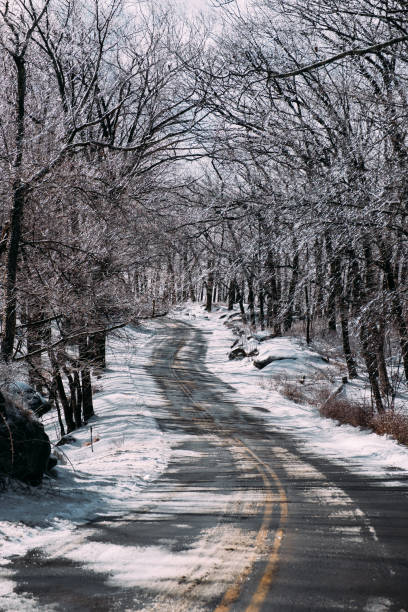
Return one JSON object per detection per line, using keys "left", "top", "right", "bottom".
{"left": 260, "top": 370, "right": 408, "bottom": 447}
{"left": 278, "top": 378, "right": 408, "bottom": 447}
{"left": 319, "top": 396, "right": 373, "bottom": 428}
{"left": 371, "top": 411, "right": 408, "bottom": 446}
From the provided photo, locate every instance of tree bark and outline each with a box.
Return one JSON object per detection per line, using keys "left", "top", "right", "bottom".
{"left": 55, "top": 372, "right": 76, "bottom": 432}
{"left": 305, "top": 286, "right": 311, "bottom": 345}
{"left": 283, "top": 252, "right": 299, "bottom": 332}
{"left": 247, "top": 275, "right": 256, "bottom": 325}
{"left": 379, "top": 240, "right": 408, "bottom": 381}
{"left": 205, "top": 264, "right": 214, "bottom": 312}
{"left": 325, "top": 234, "right": 337, "bottom": 332}
{"left": 74, "top": 369, "right": 83, "bottom": 419}
{"left": 333, "top": 257, "right": 358, "bottom": 379}
{"left": 1, "top": 54, "right": 27, "bottom": 361}
{"left": 79, "top": 338, "right": 94, "bottom": 422}
{"left": 259, "top": 288, "right": 265, "bottom": 331}
{"left": 91, "top": 330, "right": 106, "bottom": 370}
{"left": 228, "top": 278, "right": 236, "bottom": 310}
{"left": 81, "top": 367, "right": 94, "bottom": 422}
{"left": 360, "top": 323, "right": 384, "bottom": 413}
{"left": 66, "top": 371, "right": 82, "bottom": 429}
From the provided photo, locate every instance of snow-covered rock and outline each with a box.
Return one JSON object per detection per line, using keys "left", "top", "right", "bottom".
{"left": 254, "top": 338, "right": 328, "bottom": 376}
{"left": 0, "top": 391, "right": 50, "bottom": 486}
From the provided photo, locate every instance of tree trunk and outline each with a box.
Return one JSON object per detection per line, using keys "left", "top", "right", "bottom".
{"left": 284, "top": 252, "right": 299, "bottom": 332}
{"left": 332, "top": 257, "right": 357, "bottom": 379}
{"left": 305, "top": 286, "right": 311, "bottom": 345}
{"left": 360, "top": 323, "right": 384, "bottom": 413}
{"left": 314, "top": 239, "right": 324, "bottom": 319}
{"left": 74, "top": 369, "right": 83, "bottom": 419}
{"left": 205, "top": 264, "right": 214, "bottom": 312}
{"left": 91, "top": 330, "right": 106, "bottom": 370}
{"left": 66, "top": 371, "right": 82, "bottom": 429}
{"left": 376, "top": 319, "right": 392, "bottom": 398}
{"left": 1, "top": 55, "right": 27, "bottom": 361}
{"left": 325, "top": 234, "right": 337, "bottom": 332}
{"left": 79, "top": 338, "right": 94, "bottom": 422}
{"left": 340, "top": 304, "right": 357, "bottom": 379}
{"left": 247, "top": 275, "right": 256, "bottom": 325}
{"left": 49, "top": 379, "right": 65, "bottom": 438}
{"left": 349, "top": 249, "right": 362, "bottom": 315}
{"left": 259, "top": 288, "right": 265, "bottom": 331}
{"left": 236, "top": 282, "right": 247, "bottom": 323}
{"left": 25, "top": 308, "right": 44, "bottom": 391}
{"left": 228, "top": 278, "right": 236, "bottom": 310}
{"left": 379, "top": 241, "right": 408, "bottom": 381}
{"left": 55, "top": 372, "right": 76, "bottom": 432}
{"left": 2, "top": 185, "right": 26, "bottom": 360}
{"left": 81, "top": 367, "right": 94, "bottom": 422}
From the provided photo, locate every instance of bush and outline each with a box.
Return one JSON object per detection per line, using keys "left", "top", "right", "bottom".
{"left": 371, "top": 411, "right": 408, "bottom": 446}
{"left": 319, "top": 395, "right": 408, "bottom": 447}
{"left": 280, "top": 381, "right": 308, "bottom": 404}
{"left": 319, "top": 396, "right": 373, "bottom": 428}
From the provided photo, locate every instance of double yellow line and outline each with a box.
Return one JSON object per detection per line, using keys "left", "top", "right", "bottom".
{"left": 170, "top": 340, "right": 288, "bottom": 612}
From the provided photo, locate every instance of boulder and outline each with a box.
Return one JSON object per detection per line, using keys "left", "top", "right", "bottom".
{"left": 252, "top": 332, "right": 275, "bottom": 343}
{"left": 5, "top": 381, "right": 52, "bottom": 417}
{"left": 228, "top": 347, "right": 247, "bottom": 360}
{"left": 56, "top": 434, "right": 77, "bottom": 446}
{"left": 228, "top": 347, "right": 259, "bottom": 360}
{"left": 253, "top": 356, "right": 295, "bottom": 370}
{"left": 0, "top": 390, "right": 51, "bottom": 486}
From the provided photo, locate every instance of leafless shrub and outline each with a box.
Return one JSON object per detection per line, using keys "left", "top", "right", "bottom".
{"left": 280, "top": 381, "right": 308, "bottom": 403}
{"left": 258, "top": 373, "right": 282, "bottom": 391}
{"left": 310, "top": 384, "right": 332, "bottom": 406}
{"left": 319, "top": 396, "right": 373, "bottom": 428}
{"left": 371, "top": 411, "right": 408, "bottom": 446}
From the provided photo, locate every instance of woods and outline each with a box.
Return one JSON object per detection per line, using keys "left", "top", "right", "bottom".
{"left": 0, "top": 0, "right": 407, "bottom": 434}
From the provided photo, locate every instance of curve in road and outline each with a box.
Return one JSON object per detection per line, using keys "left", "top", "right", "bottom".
{"left": 8, "top": 319, "right": 408, "bottom": 611}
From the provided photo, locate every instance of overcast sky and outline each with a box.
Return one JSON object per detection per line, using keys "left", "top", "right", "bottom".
{"left": 173, "top": 0, "right": 221, "bottom": 16}
{"left": 173, "top": 0, "right": 247, "bottom": 17}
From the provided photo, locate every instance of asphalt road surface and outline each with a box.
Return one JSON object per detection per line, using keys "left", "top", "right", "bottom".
{"left": 10, "top": 320, "right": 408, "bottom": 611}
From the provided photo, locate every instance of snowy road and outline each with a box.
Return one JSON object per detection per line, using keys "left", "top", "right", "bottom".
{"left": 8, "top": 320, "right": 408, "bottom": 611}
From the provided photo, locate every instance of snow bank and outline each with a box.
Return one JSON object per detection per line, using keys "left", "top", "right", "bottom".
{"left": 0, "top": 323, "right": 170, "bottom": 610}
{"left": 254, "top": 337, "right": 329, "bottom": 376}
{"left": 176, "top": 303, "right": 408, "bottom": 482}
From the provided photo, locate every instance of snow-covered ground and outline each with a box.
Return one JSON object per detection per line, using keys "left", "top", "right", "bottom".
{"left": 0, "top": 323, "right": 170, "bottom": 611}
{"left": 175, "top": 302, "right": 408, "bottom": 482}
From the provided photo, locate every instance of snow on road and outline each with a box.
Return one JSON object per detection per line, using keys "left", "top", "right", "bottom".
{"left": 176, "top": 303, "right": 408, "bottom": 482}
{"left": 0, "top": 323, "right": 170, "bottom": 611}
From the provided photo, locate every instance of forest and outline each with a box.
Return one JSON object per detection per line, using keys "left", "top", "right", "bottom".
{"left": 0, "top": 0, "right": 408, "bottom": 435}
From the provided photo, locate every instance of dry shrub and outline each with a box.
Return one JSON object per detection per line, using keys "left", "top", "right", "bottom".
{"left": 259, "top": 372, "right": 285, "bottom": 391}
{"left": 259, "top": 374, "right": 308, "bottom": 403}
{"left": 371, "top": 411, "right": 408, "bottom": 446}
{"left": 310, "top": 384, "right": 332, "bottom": 406}
{"left": 319, "top": 396, "right": 373, "bottom": 428}
{"left": 280, "top": 381, "right": 308, "bottom": 404}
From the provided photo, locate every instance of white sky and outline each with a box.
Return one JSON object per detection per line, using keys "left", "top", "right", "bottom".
{"left": 173, "top": 0, "right": 247, "bottom": 17}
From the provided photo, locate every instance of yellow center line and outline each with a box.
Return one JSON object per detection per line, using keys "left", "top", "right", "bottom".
{"left": 170, "top": 343, "right": 289, "bottom": 612}
{"left": 213, "top": 457, "right": 275, "bottom": 612}
{"left": 241, "top": 443, "right": 288, "bottom": 612}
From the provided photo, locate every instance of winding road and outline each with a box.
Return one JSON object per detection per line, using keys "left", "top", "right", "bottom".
{"left": 10, "top": 320, "right": 408, "bottom": 611}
